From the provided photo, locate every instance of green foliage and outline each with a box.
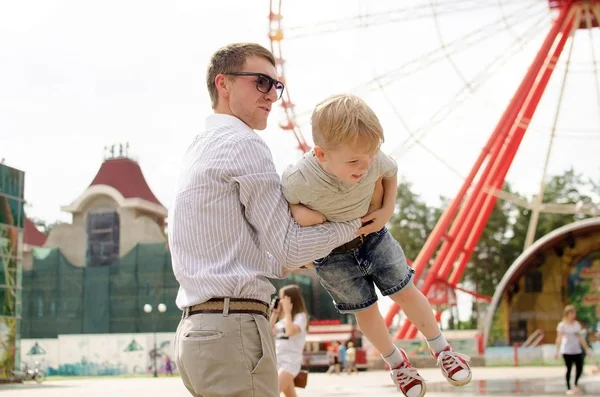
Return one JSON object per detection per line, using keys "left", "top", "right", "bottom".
{"left": 387, "top": 168, "right": 598, "bottom": 319}
{"left": 387, "top": 179, "right": 439, "bottom": 261}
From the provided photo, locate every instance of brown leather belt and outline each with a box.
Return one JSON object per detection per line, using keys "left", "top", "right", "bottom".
{"left": 187, "top": 298, "right": 270, "bottom": 319}
{"left": 331, "top": 235, "right": 365, "bottom": 254}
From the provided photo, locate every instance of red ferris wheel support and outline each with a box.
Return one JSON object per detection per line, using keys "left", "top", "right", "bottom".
{"left": 268, "top": 0, "right": 310, "bottom": 153}
{"left": 386, "top": 0, "right": 600, "bottom": 340}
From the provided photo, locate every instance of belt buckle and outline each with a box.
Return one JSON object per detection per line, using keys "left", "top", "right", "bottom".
{"left": 353, "top": 234, "right": 364, "bottom": 249}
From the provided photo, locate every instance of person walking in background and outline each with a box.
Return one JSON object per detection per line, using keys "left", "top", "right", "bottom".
{"left": 345, "top": 341, "right": 359, "bottom": 374}
{"left": 270, "top": 285, "right": 309, "bottom": 397}
{"left": 338, "top": 341, "right": 347, "bottom": 372}
{"left": 555, "top": 305, "right": 592, "bottom": 395}
{"left": 164, "top": 354, "right": 173, "bottom": 376}
{"left": 326, "top": 342, "right": 341, "bottom": 375}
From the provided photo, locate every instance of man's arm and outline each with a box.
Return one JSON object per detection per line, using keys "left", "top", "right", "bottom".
{"left": 231, "top": 136, "right": 360, "bottom": 271}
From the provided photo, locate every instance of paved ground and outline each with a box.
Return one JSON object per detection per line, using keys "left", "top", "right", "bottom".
{"left": 2, "top": 366, "right": 599, "bottom": 396}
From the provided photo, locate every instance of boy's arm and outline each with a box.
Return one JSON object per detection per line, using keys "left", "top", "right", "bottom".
{"left": 357, "top": 174, "right": 397, "bottom": 236}
{"left": 290, "top": 204, "right": 326, "bottom": 226}
{"left": 282, "top": 166, "right": 327, "bottom": 227}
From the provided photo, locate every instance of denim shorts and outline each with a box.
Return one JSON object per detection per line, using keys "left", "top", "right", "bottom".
{"left": 313, "top": 227, "right": 415, "bottom": 313}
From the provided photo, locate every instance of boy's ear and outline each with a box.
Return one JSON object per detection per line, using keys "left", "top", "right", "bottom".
{"left": 313, "top": 145, "right": 326, "bottom": 162}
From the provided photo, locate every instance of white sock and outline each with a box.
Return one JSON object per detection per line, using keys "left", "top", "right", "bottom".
{"left": 381, "top": 347, "right": 403, "bottom": 368}
{"left": 426, "top": 333, "right": 448, "bottom": 354}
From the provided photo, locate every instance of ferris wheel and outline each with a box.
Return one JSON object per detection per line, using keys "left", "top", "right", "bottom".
{"left": 268, "top": 0, "right": 600, "bottom": 340}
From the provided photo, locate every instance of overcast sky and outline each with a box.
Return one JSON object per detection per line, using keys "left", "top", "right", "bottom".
{"left": 2, "top": 0, "right": 598, "bottom": 223}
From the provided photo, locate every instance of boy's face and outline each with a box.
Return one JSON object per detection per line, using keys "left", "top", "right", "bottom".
{"left": 314, "top": 139, "right": 376, "bottom": 184}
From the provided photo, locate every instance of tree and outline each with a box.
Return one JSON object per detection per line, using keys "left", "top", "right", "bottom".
{"left": 30, "top": 217, "right": 60, "bottom": 235}
{"left": 387, "top": 169, "right": 597, "bottom": 326}
{"left": 459, "top": 169, "right": 598, "bottom": 298}
{"left": 534, "top": 168, "right": 597, "bottom": 239}
{"left": 388, "top": 179, "right": 439, "bottom": 261}
{"left": 464, "top": 182, "right": 525, "bottom": 297}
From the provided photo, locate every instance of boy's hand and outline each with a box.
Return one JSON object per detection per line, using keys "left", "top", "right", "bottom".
{"left": 290, "top": 203, "right": 326, "bottom": 226}
{"left": 357, "top": 206, "right": 394, "bottom": 236}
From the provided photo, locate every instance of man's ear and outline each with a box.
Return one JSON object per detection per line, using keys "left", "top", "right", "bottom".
{"left": 313, "top": 145, "right": 326, "bottom": 162}
{"left": 215, "top": 74, "right": 230, "bottom": 100}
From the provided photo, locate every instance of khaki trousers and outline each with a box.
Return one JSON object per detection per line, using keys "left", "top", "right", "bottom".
{"left": 175, "top": 311, "right": 278, "bottom": 397}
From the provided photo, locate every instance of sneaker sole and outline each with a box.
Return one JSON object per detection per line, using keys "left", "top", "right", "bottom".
{"left": 446, "top": 371, "right": 472, "bottom": 387}
{"left": 397, "top": 381, "right": 427, "bottom": 397}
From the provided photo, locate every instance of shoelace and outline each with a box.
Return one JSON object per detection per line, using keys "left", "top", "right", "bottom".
{"left": 437, "top": 350, "right": 471, "bottom": 375}
{"left": 392, "top": 365, "right": 425, "bottom": 388}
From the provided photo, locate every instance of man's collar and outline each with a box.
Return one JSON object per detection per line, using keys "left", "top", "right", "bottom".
{"left": 206, "top": 113, "right": 252, "bottom": 132}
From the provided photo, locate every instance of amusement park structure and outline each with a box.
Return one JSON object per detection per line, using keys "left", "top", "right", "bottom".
{"left": 268, "top": 0, "right": 600, "bottom": 340}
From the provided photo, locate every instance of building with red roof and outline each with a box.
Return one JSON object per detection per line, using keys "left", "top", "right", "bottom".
{"left": 23, "top": 218, "right": 47, "bottom": 248}
{"left": 43, "top": 143, "right": 167, "bottom": 267}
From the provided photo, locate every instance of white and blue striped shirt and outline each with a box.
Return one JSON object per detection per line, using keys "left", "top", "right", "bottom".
{"left": 168, "top": 114, "right": 360, "bottom": 309}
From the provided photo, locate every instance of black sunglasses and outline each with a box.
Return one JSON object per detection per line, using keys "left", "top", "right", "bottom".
{"left": 226, "top": 72, "right": 285, "bottom": 99}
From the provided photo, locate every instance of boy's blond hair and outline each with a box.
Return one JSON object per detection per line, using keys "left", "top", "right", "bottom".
{"left": 311, "top": 94, "right": 384, "bottom": 153}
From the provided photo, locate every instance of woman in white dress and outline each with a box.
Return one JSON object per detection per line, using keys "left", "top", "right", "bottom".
{"left": 555, "top": 305, "right": 592, "bottom": 395}
{"left": 270, "top": 284, "right": 308, "bottom": 397}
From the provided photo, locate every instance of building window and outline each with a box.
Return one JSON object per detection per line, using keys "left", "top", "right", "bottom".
{"left": 509, "top": 320, "right": 528, "bottom": 344}
{"left": 524, "top": 271, "right": 543, "bottom": 293}
{"left": 86, "top": 210, "right": 120, "bottom": 267}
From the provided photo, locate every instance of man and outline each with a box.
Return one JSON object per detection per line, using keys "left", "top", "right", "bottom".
{"left": 169, "top": 43, "right": 361, "bottom": 397}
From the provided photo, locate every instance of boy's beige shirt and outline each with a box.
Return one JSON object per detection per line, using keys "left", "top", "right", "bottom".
{"left": 281, "top": 150, "right": 397, "bottom": 222}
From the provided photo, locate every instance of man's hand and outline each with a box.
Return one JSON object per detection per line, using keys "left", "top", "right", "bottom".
{"left": 290, "top": 203, "right": 326, "bottom": 226}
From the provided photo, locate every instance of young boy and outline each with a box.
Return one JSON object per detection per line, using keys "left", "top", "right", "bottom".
{"left": 281, "top": 94, "right": 472, "bottom": 397}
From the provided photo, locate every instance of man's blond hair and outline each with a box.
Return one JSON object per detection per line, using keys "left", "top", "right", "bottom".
{"left": 311, "top": 94, "right": 384, "bottom": 153}
{"left": 206, "top": 43, "right": 276, "bottom": 109}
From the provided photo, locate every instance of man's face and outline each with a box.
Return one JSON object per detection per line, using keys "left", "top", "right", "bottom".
{"left": 315, "top": 139, "right": 376, "bottom": 184}
{"left": 226, "top": 56, "right": 279, "bottom": 130}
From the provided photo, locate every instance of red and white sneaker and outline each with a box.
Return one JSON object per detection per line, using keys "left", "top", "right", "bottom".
{"left": 434, "top": 345, "right": 472, "bottom": 387}
{"left": 390, "top": 349, "right": 427, "bottom": 397}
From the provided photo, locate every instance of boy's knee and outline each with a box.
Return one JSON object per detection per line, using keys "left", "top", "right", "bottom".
{"left": 354, "top": 304, "right": 382, "bottom": 319}
{"left": 389, "top": 283, "right": 417, "bottom": 300}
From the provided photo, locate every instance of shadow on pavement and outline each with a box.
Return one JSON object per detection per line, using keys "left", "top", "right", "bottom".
{"left": 0, "top": 382, "right": 71, "bottom": 391}
{"left": 427, "top": 377, "right": 600, "bottom": 395}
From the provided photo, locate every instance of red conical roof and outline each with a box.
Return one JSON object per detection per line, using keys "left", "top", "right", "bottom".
{"left": 24, "top": 218, "right": 47, "bottom": 247}
{"left": 89, "top": 157, "right": 163, "bottom": 207}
